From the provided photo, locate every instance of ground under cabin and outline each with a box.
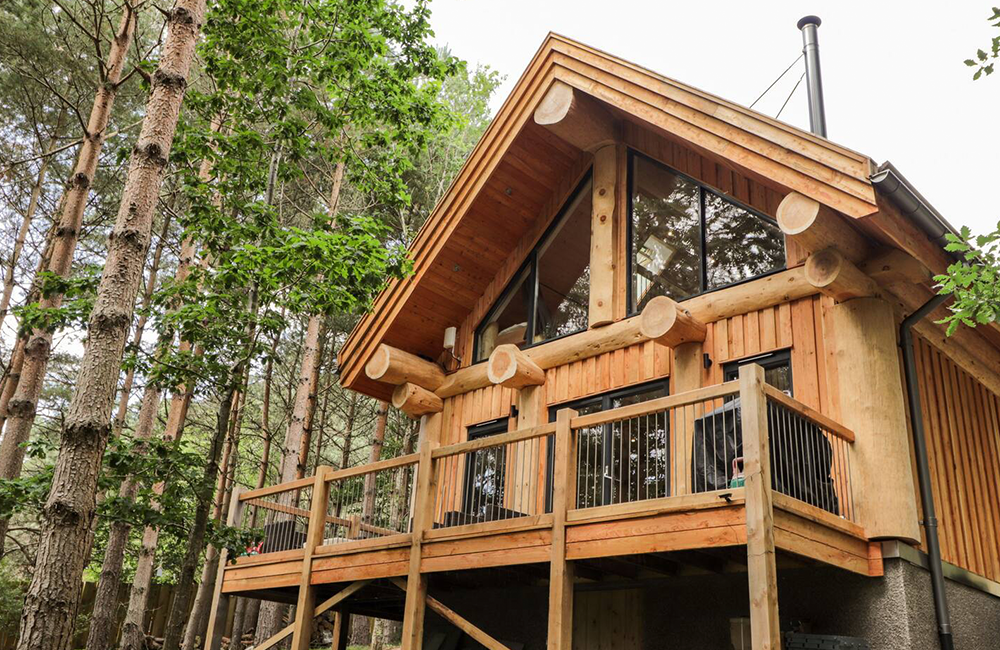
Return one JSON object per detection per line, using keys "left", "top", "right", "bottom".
{"left": 204, "top": 33, "right": 1000, "bottom": 650}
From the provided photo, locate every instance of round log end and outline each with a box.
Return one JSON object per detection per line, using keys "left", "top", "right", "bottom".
{"left": 534, "top": 80, "right": 575, "bottom": 126}
{"left": 639, "top": 295, "right": 680, "bottom": 340}
{"left": 391, "top": 383, "right": 413, "bottom": 410}
{"left": 487, "top": 344, "right": 518, "bottom": 385}
{"left": 365, "top": 345, "right": 391, "bottom": 381}
{"left": 805, "top": 248, "right": 844, "bottom": 289}
{"left": 776, "top": 192, "right": 820, "bottom": 236}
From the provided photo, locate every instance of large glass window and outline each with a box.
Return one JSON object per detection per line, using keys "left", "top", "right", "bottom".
{"left": 547, "top": 381, "right": 670, "bottom": 509}
{"left": 629, "top": 152, "right": 785, "bottom": 312}
{"left": 474, "top": 174, "right": 593, "bottom": 362}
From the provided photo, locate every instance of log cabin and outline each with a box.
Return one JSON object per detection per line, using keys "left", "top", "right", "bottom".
{"left": 205, "top": 33, "right": 1000, "bottom": 650}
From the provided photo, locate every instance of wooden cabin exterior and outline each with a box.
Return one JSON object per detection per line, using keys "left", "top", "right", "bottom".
{"left": 205, "top": 34, "right": 1000, "bottom": 650}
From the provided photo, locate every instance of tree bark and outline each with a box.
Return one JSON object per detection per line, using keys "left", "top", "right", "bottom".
{"left": 84, "top": 385, "right": 162, "bottom": 650}
{"left": 160, "top": 380, "right": 236, "bottom": 650}
{"left": 362, "top": 401, "right": 389, "bottom": 522}
{"left": 0, "top": 106, "right": 68, "bottom": 329}
{"left": 293, "top": 316, "right": 324, "bottom": 480}
{"left": 0, "top": 4, "right": 142, "bottom": 558}
{"left": 112, "top": 209, "right": 173, "bottom": 435}
{"left": 182, "top": 386, "right": 244, "bottom": 650}
{"left": 14, "top": 2, "right": 205, "bottom": 648}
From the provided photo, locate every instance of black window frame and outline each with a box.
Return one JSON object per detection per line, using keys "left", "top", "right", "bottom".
{"left": 627, "top": 150, "right": 787, "bottom": 315}
{"left": 544, "top": 379, "right": 670, "bottom": 510}
{"left": 472, "top": 169, "right": 594, "bottom": 364}
{"left": 722, "top": 349, "right": 793, "bottom": 395}
{"left": 461, "top": 418, "right": 510, "bottom": 517}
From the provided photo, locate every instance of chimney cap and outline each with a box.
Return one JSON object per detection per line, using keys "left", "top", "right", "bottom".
{"left": 797, "top": 15, "right": 822, "bottom": 30}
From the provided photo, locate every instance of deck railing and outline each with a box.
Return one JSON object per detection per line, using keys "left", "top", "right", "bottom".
{"left": 429, "top": 422, "right": 555, "bottom": 529}
{"left": 233, "top": 366, "right": 858, "bottom": 558}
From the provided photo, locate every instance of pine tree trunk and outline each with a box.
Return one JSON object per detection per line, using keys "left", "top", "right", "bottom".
{"left": 182, "top": 386, "right": 244, "bottom": 650}
{"left": 0, "top": 218, "right": 57, "bottom": 435}
{"left": 84, "top": 385, "right": 162, "bottom": 650}
{"left": 118, "top": 139, "right": 217, "bottom": 650}
{"left": 0, "top": 106, "right": 68, "bottom": 329}
{"left": 293, "top": 315, "right": 324, "bottom": 480}
{"left": 362, "top": 402, "right": 389, "bottom": 522}
{"left": 0, "top": 5, "right": 141, "bottom": 561}
{"left": 14, "top": 2, "right": 205, "bottom": 648}
{"left": 160, "top": 379, "right": 236, "bottom": 650}
{"left": 112, "top": 209, "right": 173, "bottom": 435}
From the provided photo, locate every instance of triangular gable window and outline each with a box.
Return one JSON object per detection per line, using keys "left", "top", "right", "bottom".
{"left": 474, "top": 172, "right": 593, "bottom": 362}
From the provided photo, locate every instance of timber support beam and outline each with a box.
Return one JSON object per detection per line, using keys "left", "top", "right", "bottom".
{"left": 777, "top": 192, "right": 871, "bottom": 262}
{"left": 391, "top": 578, "right": 509, "bottom": 650}
{"left": 366, "top": 344, "right": 446, "bottom": 392}
{"left": 804, "top": 248, "right": 879, "bottom": 302}
{"left": 392, "top": 382, "right": 443, "bottom": 417}
{"left": 487, "top": 344, "right": 545, "bottom": 389}
{"left": 639, "top": 295, "right": 707, "bottom": 347}
{"left": 534, "top": 79, "right": 617, "bottom": 152}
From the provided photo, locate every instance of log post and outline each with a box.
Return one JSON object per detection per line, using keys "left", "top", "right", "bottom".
{"left": 291, "top": 467, "right": 333, "bottom": 650}
{"left": 401, "top": 413, "right": 441, "bottom": 650}
{"left": 203, "top": 487, "right": 245, "bottom": 650}
{"left": 804, "top": 248, "right": 879, "bottom": 302}
{"left": 366, "top": 344, "right": 446, "bottom": 391}
{"left": 671, "top": 342, "right": 702, "bottom": 496}
{"left": 534, "top": 80, "right": 616, "bottom": 152}
{"left": 776, "top": 192, "right": 871, "bottom": 261}
{"left": 739, "top": 365, "right": 780, "bottom": 650}
{"left": 547, "top": 408, "right": 578, "bottom": 650}
{"left": 487, "top": 345, "right": 545, "bottom": 389}
{"left": 331, "top": 611, "right": 351, "bottom": 650}
{"left": 589, "top": 145, "right": 617, "bottom": 327}
{"left": 392, "top": 382, "right": 444, "bottom": 417}
{"left": 639, "top": 295, "right": 707, "bottom": 347}
{"left": 830, "top": 298, "right": 920, "bottom": 542}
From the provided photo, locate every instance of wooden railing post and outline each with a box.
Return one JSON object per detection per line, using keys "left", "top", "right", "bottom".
{"left": 547, "top": 408, "right": 577, "bottom": 650}
{"left": 401, "top": 413, "right": 441, "bottom": 650}
{"left": 739, "top": 364, "right": 780, "bottom": 650}
{"left": 291, "top": 467, "right": 333, "bottom": 650}
{"left": 203, "top": 486, "right": 245, "bottom": 650}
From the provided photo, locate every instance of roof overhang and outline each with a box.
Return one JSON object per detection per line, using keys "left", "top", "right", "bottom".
{"left": 338, "top": 33, "right": 886, "bottom": 401}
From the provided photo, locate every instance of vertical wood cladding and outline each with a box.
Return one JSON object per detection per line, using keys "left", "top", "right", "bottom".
{"left": 913, "top": 335, "right": 1000, "bottom": 583}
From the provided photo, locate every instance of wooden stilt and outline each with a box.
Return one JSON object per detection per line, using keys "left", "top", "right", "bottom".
{"left": 203, "top": 487, "right": 245, "bottom": 650}
{"left": 291, "top": 466, "right": 333, "bottom": 650}
{"left": 547, "top": 408, "right": 578, "bottom": 650}
{"left": 331, "top": 611, "right": 351, "bottom": 650}
{"left": 253, "top": 581, "right": 371, "bottom": 650}
{"left": 739, "top": 365, "right": 780, "bottom": 650}
{"left": 401, "top": 413, "right": 441, "bottom": 650}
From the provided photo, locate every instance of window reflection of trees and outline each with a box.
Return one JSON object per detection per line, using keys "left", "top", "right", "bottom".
{"left": 705, "top": 193, "right": 785, "bottom": 290}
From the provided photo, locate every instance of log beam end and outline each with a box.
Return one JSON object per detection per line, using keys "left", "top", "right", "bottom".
{"left": 639, "top": 296, "right": 707, "bottom": 347}
{"left": 392, "top": 382, "right": 443, "bottom": 418}
{"left": 487, "top": 344, "right": 546, "bottom": 390}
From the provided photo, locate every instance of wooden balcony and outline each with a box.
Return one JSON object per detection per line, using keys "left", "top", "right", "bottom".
{"left": 206, "top": 365, "right": 882, "bottom": 650}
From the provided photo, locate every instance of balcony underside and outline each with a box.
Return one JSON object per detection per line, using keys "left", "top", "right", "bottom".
{"left": 221, "top": 490, "right": 880, "bottom": 603}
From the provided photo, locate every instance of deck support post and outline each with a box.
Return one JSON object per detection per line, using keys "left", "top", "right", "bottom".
{"left": 739, "top": 364, "right": 780, "bottom": 650}
{"left": 290, "top": 466, "right": 333, "bottom": 650}
{"left": 671, "top": 341, "right": 702, "bottom": 496}
{"left": 330, "top": 611, "right": 351, "bottom": 650}
{"left": 401, "top": 413, "right": 441, "bottom": 650}
{"left": 203, "top": 487, "right": 245, "bottom": 650}
{"left": 548, "top": 408, "right": 578, "bottom": 650}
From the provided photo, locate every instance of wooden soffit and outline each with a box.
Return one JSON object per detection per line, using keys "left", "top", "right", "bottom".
{"left": 338, "top": 33, "right": 881, "bottom": 401}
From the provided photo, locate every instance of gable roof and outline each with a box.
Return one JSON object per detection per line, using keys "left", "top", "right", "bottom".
{"left": 338, "top": 33, "right": 882, "bottom": 401}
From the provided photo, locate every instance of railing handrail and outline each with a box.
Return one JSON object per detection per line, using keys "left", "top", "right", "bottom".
{"left": 762, "top": 384, "right": 855, "bottom": 442}
{"left": 240, "top": 475, "right": 314, "bottom": 501}
{"left": 568, "top": 380, "right": 740, "bottom": 430}
{"left": 323, "top": 453, "right": 420, "bottom": 483}
{"left": 431, "top": 422, "right": 557, "bottom": 459}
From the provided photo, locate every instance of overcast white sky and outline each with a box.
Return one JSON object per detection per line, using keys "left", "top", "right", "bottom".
{"left": 427, "top": 1, "right": 1000, "bottom": 235}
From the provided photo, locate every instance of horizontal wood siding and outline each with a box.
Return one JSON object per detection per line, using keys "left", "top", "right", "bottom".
{"left": 914, "top": 335, "right": 1000, "bottom": 583}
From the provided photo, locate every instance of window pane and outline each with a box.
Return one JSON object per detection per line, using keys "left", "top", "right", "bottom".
{"left": 631, "top": 157, "right": 702, "bottom": 310}
{"left": 704, "top": 192, "right": 785, "bottom": 290}
{"left": 475, "top": 266, "right": 532, "bottom": 362}
{"left": 535, "top": 179, "right": 592, "bottom": 342}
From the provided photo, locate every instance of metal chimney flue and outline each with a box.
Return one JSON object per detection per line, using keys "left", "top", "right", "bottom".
{"left": 797, "top": 15, "right": 827, "bottom": 138}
